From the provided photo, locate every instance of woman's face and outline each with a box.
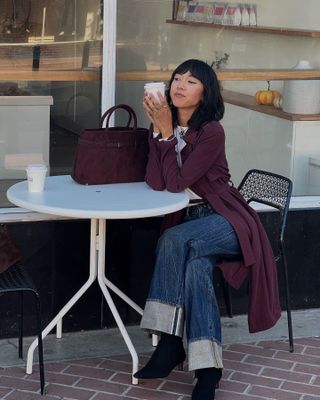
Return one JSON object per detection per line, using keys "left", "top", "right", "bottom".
{"left": 170, "top": 71, "right": 204, "bottom": 115}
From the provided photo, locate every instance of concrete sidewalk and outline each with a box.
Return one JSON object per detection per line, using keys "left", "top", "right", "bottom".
{"left": 0, "top": 309, "right": 319, "bottom": 399}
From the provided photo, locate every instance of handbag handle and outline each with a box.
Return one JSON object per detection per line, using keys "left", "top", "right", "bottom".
{"left": 100, "top": 104, "right": 137, "bottom": 130}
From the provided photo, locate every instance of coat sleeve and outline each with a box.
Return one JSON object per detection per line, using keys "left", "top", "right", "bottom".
{"left": 159, "top": 123, "right": 225, "bottom": 193}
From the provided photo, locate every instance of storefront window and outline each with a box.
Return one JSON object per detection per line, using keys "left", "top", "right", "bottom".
{"left": 0, "top": 0, "right": 103, "bottom": 206}
{"left": 116, "top": 0, "right": 320, "bottom": 196}
{"left": 1, "top": 1, "right": 319, "bottom": 204}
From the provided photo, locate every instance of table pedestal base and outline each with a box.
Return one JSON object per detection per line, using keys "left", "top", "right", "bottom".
{"left": 26, "top": 218, "right": 143, "bottom": 384}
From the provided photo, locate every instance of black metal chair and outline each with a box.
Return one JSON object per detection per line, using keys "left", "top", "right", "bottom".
{"left": 222, "top": 169, "right": 294, "bottom": 352}
{"left": 0, "top": 264, "right": 45, "bottom": 394}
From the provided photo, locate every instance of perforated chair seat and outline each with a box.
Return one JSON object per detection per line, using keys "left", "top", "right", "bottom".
{"left": 0, "top": 264, "right": 45, "bottom": 394}
{"left": 0, "top": 264, "right": 37, "bottom": 291}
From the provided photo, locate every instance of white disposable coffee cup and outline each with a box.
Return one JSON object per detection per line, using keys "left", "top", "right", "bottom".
{"left": 144, "top": 81, "right": 166, "bottom": 103}
{"left": 26, "top": 164, "right": 47, "bottom": 192}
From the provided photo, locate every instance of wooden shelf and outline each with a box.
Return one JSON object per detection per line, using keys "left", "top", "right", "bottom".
{"left": 166, "top": 19, "right": 320, "bottom": 38}
{"left": 0, "top": 70, "right": 100, "bottom": 82}
{"left": 0, "top": 39, "right": 102, "bottom": 48}
{"left": 223, "top": 90, "right": 320, "bottom": 121}
{"left": 116, "top": 69, "right": 320, "bottom": 82}
{"left": 2, "top": 69, "right": 320, "bottom": 83}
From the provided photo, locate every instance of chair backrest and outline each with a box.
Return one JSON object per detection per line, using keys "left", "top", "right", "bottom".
{"left": 238, "top": 169, "right": 293, "bottom": 243}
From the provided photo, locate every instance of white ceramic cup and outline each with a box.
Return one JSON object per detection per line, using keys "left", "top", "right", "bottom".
{"left": 26, "top": 164, "right": 47, "bottom": 192}
{"left": 144, "top": 81, "right": 166, "bottom": 103}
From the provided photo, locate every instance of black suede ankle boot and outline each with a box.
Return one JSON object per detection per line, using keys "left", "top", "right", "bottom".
{"left": 192, "top": 367, "right": 222, "bottom": 400}
{"left": 134, "top": 333, "right": 186, "bottom": 379}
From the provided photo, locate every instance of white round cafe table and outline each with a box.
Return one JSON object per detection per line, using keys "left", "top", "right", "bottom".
{"left": 7, "top": 175, "right": 189, "bottom": 384}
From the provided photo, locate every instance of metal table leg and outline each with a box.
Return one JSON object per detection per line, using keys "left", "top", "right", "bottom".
{"left": 96, "top": 218, "right": 139, "bottom": 385}
{"left": 26, "top": 219, "right": 99, "bottom": 374}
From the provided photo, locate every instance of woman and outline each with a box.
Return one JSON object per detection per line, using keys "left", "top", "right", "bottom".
{"left": 135, "top": 59, "right": 281, "bottom": 399}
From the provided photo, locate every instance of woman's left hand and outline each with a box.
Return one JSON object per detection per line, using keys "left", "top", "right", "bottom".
{"left": 143, "top": 92, "right": 173, "bottom": 139}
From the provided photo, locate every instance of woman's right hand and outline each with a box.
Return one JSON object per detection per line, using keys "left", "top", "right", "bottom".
{"left": 143, "top": 92, "right": 173, "bottom": 138}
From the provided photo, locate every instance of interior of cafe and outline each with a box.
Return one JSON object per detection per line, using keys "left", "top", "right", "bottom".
{"left": 0, "top": 0, "right": 319, "bottom": 340}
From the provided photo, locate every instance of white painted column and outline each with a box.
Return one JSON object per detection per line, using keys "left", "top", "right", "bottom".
{"left": 101, "top": 0, "right": 117, "bottom": 126}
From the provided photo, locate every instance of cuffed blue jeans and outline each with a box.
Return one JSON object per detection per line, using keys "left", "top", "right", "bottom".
{"left": 141, "top": 204, "right": 241, "bottom": 371}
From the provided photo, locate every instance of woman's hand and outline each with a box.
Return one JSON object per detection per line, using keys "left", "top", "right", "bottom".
{"left": 143, "top": 92, "right": 173, "bottom": 139}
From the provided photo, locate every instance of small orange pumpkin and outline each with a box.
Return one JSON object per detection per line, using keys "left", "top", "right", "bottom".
{"left": 255, "top": 90, "right": 281, "bottom": 105}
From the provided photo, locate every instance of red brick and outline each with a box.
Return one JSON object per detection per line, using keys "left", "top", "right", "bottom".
{"left": 219, "top": 379, "right": 249, "bottom": 393}
{"left": 220, "top": 369, "right": 233, "bottom": 379}
{"left": 294, "top": 338, "right": 320, "bottom": 347}
{"left": 161, "top": 380, "right": 193, "bottom": 395}
{"left": 165, "top": 369, "right": 194, "bottom": 384}
{"left": 282, "top": 381, "right": 320, "bottom": 396}
{"left": 303, "top": 396, "right": 320, "bottom": 400}
{"left": 111, "top": 371, "right": 162, "bottom": 389}
{"left": 45, "top": 383, "right": 94, "bottom": 399}
{"left": 39, "top": 371, "right": 79, "bottom": 385}
{"left": 223, "top": 359, "right": 262, "bottom": 374}
{"left": 69, "top": 357, "right": 106, "bottom": 367}
{"left": 313, "top": 376, "right": 320, "bottom": 386}
{"left": 212, "top": 390, "right": 263, "bottom": 399}
{"left": 256, "top": 340, "right": 304, "bottom": 353}
{"left": 261, "top": 366, "right": 312, "bottom": 383}
{"left": 5, "top": 390, "right": 58, "bottom": 400}
{"left": 304, "top": 346, "right": 320, "bottom": 357}
{"left": 231, "top": 371, "right": 282, "bottom": 388}
{"left": 249, "top": 385, "right": 302, "bottom": 400}
{"left": 226, "top": 343, "right": 276, "bottom": 357}
{"left": 245, "top": 354, "right": 294, "bottom": 369}
{"left": 0, "top": 376, "right": 40, "bottom": 392}
{"left": 276, "top": 350, "right": 320, "bottom": 366}
{"left": 99, "top": 359, "right": 132, "bottom": 373}
{"left": 223, "top": 350, "right": 247, "bottom": 362}
{"left": 0, "top": 386, "right": 12, "bottom": 397}
{"left": 94, "top": 394, "right": 136, "bottom": 400}
{"left": 1, "top": 336, "right": 320, "bottom": 400}
{"left": 110, "top": 354, "right": 137, "bottom": 362}
{"left": 0, "top": 367, "right": 26, "bottom": 379}
{"left": 64, "top": 364, "right": 114, "bottom": 380}
{"left": 294, "top": 363, "right": 320, "bottom": 375}
{"left": 76, "top": 377, "right": 127, "bottom": 394}
{"left": 44, "top": 362, "right": 69, "bottom": 373}
{"left": 128, "top": 386, "right": 181, "bottom": 399}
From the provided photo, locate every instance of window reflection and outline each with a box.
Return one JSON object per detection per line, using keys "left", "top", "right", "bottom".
{"left": 0, "top": 0, "right": 103, "bottom": 206}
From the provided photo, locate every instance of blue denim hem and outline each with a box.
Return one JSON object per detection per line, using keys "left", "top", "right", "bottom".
{"left": 140, "top": 300, "right": 184, "bottom": 337}
{"left": 188, "top": 339, "right": 223, "bottom": 371}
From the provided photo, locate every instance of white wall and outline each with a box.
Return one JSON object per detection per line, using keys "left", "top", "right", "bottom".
{"left": 242, "top": 0, "right": 320, "bottom": 30}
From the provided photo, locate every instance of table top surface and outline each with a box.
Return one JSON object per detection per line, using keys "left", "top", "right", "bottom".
{"left": 7, "top": 175, "right": 189, "bottom": 220}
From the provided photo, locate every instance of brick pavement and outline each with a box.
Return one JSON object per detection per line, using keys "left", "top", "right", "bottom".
{"left": 0, "top": 337, "right": 319, "bottom": 399}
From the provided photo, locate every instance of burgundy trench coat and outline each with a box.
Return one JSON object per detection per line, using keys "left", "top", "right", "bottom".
{"left": 145, "top": 121, "right": 281, "bottom": 333}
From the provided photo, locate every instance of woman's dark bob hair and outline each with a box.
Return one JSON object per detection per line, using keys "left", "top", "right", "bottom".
{"left": 167, "top": 59, "right": 224, "bottom": 130}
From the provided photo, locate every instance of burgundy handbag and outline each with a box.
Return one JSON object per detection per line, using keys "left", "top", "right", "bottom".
{"left": 0, "top": 225, "right": 22, "bottom": 274}
{"left": 71, "top": 104, "right": 149, "bottom": 185}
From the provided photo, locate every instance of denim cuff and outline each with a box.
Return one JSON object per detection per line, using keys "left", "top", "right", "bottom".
{"left": 140, "top": 300, "right": 184, "bottom": 337}
{"left": 188, "top": 339, "right": 223, "bottom": 371}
